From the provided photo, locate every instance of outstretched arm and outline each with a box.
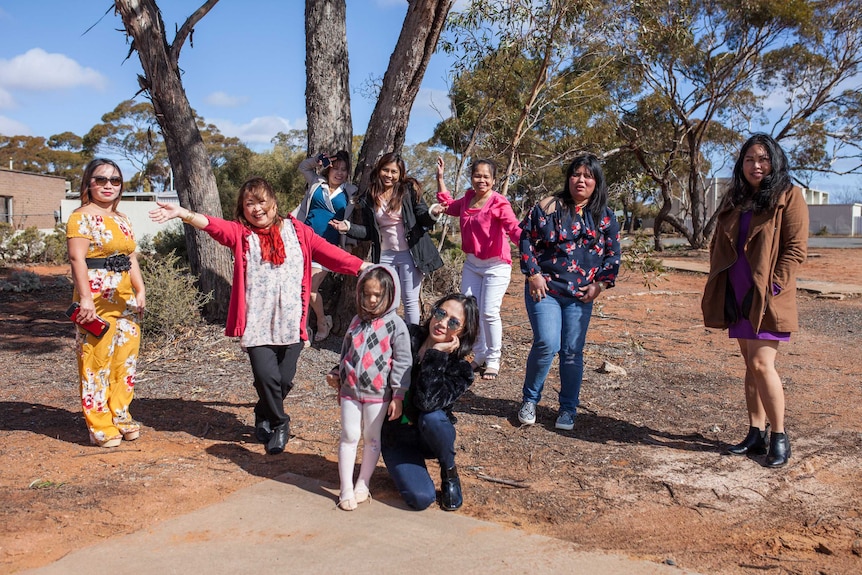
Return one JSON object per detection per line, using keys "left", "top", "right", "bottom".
{"left": 149, "top": 201, "right": 208, "bottom": 230}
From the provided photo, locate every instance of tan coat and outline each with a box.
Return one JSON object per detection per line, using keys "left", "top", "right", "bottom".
{"left": 701, "top": 186, "right": 809, "bottom": 333}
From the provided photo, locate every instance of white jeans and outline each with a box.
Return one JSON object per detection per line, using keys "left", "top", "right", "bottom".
{"left": 461, "top": 254, "right": 512, "bottom": 370}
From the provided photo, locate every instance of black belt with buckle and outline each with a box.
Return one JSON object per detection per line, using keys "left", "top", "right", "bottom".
{"left": 85, "top": 254, "right": 132, "bottom": 272}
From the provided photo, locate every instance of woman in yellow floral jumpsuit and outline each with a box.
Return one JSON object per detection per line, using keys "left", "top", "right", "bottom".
{"left": 67, "top": 159, "right": 146, "bottom": 448}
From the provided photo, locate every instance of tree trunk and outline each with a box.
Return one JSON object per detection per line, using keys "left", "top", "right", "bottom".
{"left": 321, "top": 0, "right": 452, "bottom": 330}
{"left": 114, "top": 0, "right": 232, "bottom": 321}
{"left": 354, "top": 0, "right": 454, "bottom": 190}
{"left": 305, "top": 0, "right": 352, "bottom": 155}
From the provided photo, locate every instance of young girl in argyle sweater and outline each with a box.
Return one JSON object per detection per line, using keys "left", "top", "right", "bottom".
{"left": 328, "top": 264, "right": 412, "bottom": 510}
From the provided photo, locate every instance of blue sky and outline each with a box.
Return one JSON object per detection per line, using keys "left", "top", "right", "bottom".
{"left": 0, "top": 0, "right": 456, "bottom": 152}
{"left": 0, "top": 1, "right": 858, "bottom": 196}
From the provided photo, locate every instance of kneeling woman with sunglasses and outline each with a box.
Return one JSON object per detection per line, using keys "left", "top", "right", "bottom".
{"left": 381, "top": 294, "right": 479, "bottom": 511}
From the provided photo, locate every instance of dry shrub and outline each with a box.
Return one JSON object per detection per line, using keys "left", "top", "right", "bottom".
{"left": 138, "top": 251, "right": 212, "bottom": 342}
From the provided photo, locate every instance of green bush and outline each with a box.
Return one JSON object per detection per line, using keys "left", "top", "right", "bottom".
{"left": 0, "top": 224, "right": 67, "bottom": 264}
{"left": 41, "top": 224, "right": 67, "bottom": 264}
{"left": 0, "top": 223, "right": 14, "bottom": 262}
{"left": 138, "top": 250, "right": 212, "bottom": 341}
{"left": 7, "top": 227, "right": 44, "bottom": 263}
{"left": 152, "top": 224, "right": 188, "bottom": 261}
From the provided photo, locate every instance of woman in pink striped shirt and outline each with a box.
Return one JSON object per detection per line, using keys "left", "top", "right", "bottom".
{"left": 436, "top": 157, "right": 522, "bottom": 380}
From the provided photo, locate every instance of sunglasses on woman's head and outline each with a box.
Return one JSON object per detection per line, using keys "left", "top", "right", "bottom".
{"left": 91, "top": 176, "right": 123, "bottom": 187}
{"left": 432, "top": 307, "right": 462, "bottom": 330}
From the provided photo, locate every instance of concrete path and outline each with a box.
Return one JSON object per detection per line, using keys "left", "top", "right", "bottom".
{"left": 23, "top": 472, "right": 699, "bottom": 575}
{"left": 661, "top": 259, "right": 862, "bottom": 297}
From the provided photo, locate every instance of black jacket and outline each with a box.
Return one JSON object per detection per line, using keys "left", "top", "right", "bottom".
{"left": 346, "top": 184, "right": 444, "bottom": 274}
{"left": 402, "top": 324, "right": 474, "bottom": 422}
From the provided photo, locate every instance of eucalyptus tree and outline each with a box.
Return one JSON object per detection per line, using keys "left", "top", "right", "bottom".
{"left": 114, "top": 0, "right": 232, "bottom": 319}
{"left": 613, "top": 0, "right": 862, "bottom": 249}
{"left": 436, "top": 0, "right": 623, "bottom": 200}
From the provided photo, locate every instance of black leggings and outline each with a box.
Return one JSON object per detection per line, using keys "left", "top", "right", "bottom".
{"left": 247, "top": 343, "right": 303, "bottom": 427}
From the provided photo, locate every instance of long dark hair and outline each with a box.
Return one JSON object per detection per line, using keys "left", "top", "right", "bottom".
{"left": 80, "top": 159, "right": 124, "bottom": 209}
{"left": 420, "top": 293, "right": 479, "bottom": 360}
{"left": 554, "top": 154, "right": 608, "bottom": 222}
{"left": 234, "top": 177, "right": 282, "bottom": 229}
{"left": 363, "top": 152, "right": 422, "bottom": 210}
{"left": 727, "top": 133, "right": 792, "bottom": 214}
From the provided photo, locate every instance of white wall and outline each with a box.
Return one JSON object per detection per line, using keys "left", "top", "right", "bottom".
{"left": 60, "top": 199, "right": 183, "bottom": 244}
{"left": 808, "top": 204, "right": 862, "bottom": 236}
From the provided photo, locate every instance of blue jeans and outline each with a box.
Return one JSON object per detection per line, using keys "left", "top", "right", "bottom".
{"left": 380, "top": 249, "right": 423, "bottom": 325}
{"left": 522, "top": 286, "right": 592, "bottom": 412}
{"left": 381, "top": 410, "right": 456, "bottom": 510}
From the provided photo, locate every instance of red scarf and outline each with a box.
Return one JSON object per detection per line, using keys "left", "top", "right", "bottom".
{"left": 250, "top": 221, "right": 286, "bottom": 266}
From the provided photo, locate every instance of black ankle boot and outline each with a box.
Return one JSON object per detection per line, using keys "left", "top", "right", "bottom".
{"left": 766, "top": 431, "right": 791, "bottom": 467}
{"left": 440, "top": 466, "right": 463, "bottom": 511}
{"left": 727, "top": 425, "right": 768, "bottom": 455}
{"left": 254, "top": 418, "right": 272, "bottom": 443}
{"left": 266, "top": 421, "right": 289, "bottom": 455}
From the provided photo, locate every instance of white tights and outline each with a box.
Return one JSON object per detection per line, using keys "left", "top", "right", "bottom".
{"left": 338, "top": 399, "right": 388, "bottom": 500}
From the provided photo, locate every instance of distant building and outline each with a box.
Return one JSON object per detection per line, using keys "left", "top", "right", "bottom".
{"left": 665, "top": 178, "right": 858, "bottom": 236}
{"left": 0, "top": 169, "right": 68, "bottom": 231}
{"left": 1, "top": 168, "right": 181, "bottom": 238}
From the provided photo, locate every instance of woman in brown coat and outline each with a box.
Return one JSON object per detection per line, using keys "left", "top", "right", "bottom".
{"left": 702, "top": 134, "right": 808, "bottom": 467}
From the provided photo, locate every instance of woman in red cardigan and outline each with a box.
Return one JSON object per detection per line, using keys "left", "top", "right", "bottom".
{"left": 150, "top": 177, "right": 367, "bottom": 455}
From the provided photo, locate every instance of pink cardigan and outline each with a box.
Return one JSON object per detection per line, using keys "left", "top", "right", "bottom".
{"left": 203, "top": 215, "right": 364, "bottom": 339}
{"left": 438, "top": 188, "right": 522, "bottom": 264}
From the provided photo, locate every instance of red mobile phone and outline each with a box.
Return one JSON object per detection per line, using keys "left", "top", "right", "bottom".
{"left": 65, "top": 303, "right": 110, "bottom": 338}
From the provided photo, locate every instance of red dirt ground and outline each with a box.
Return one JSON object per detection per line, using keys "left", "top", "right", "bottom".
{"left": 1, "top": 248, "right": 861, "bottom": 574}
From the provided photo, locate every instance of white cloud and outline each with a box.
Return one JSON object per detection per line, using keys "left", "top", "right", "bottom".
{"left": 0, "top": 48, "right": 107, "bottom": 91}
{"left": 211, "top": 115, "right": 301, "bottom": 144}
{"left": 0, "top": 115, "right": 31, "bottom": 136}
{"left": 205, "top": 91, "right": 249, "bottom": 108}
{"left": 412, "top": 87, "right": 451, "bottom": 120}
{"left": 0, "top": 87, "right": 15, "bottom": 109}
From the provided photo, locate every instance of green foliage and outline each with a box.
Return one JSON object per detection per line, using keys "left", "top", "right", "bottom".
{"left": 7, "top": 227, "right": 44, "bottom": 263}
{"left": 138, "top": 251, "right": 212, "bottom": 341}
{"left": 814, "top": 225, "right": 830, "bottom": 236}
{"left": 621, "top": 233, "right": 666, "bottom": 289}
{"left": 214, "top": 143, "right": 308, "bottom": 218}
{"left": 0, "top": 225, "right": 68, "bottom": 265}
{"left": 0, "top": 223, "right": 14, "bottom": 262}
{"left": 149, "top": 224, "right": 188, "bottom": 261}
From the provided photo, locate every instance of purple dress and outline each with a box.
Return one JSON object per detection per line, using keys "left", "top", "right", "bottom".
{"left": 727, "top": 211, "right": 790, "bottom": 341}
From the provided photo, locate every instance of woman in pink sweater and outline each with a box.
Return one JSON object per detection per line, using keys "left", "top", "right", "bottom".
{"left": 436, "top": 157, "right": 522, "bottom": 379}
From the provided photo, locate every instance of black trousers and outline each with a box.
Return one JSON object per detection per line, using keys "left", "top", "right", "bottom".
{"left": 247, "top": 343, "right": 303, "bottom": 427}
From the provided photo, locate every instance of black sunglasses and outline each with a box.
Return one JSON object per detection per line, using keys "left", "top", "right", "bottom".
{"left": 91, "top": 176, "right": 123, "bottom": 187}
{"left": 432, "top": 307, "right": 462, "bottom": 330}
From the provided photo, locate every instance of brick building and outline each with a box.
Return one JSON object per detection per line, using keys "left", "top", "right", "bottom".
{"left": 0, "top": 169, "right": 68, "bottom": 231}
